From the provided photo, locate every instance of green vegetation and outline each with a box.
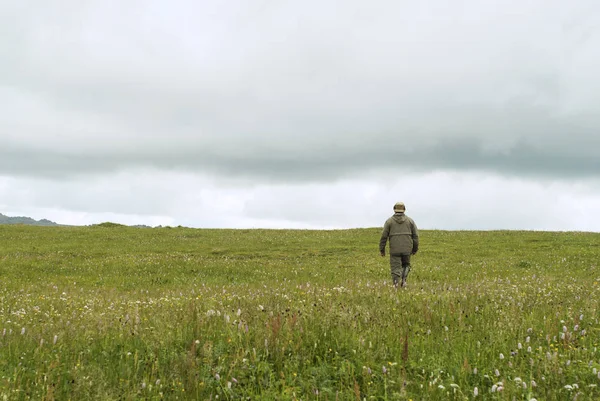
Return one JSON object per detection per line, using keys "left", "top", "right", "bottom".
{"left": 1, "top": 225, "right": 599, "bottom": 400}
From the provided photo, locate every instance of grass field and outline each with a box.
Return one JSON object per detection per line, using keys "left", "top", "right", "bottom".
{"left": 1, "top": 224, "right": 599, "bottom": 400}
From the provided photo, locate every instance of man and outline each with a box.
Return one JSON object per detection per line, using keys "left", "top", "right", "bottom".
{"left": 379, "top": 202, "right": 419, "bottom": 288}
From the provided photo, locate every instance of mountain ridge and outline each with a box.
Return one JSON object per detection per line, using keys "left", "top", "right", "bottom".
{"left": 0, "top": 213, "right": 59, "bottom": 226}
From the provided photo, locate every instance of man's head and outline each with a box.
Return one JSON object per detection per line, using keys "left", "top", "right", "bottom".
{"left": 393, "top": 202, "right": 406, "bottom": 213}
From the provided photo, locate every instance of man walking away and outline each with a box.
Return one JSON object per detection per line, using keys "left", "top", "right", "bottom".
{"left": 379, "top": 202, "right": 419, "bottom": 288}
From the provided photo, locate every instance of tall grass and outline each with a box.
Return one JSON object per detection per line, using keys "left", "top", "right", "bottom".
{"left": 1, "top": 225, "right": 599, "bottom": 400}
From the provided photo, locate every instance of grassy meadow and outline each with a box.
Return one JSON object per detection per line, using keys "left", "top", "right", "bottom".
{"left": 1, "top": 224, "right": 599, "bottom": 400}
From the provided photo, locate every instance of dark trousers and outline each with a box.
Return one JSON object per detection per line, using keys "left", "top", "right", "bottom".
{"left": 390, "top": 254, "right": 411, "bottom": 284}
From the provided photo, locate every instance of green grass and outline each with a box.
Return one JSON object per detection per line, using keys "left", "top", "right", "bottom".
{"left": 1, "top": 225, "right": 599, "bottom": 400}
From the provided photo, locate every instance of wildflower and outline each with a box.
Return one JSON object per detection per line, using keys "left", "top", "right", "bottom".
{"left": 564, "top": 384, "right": 573, "bottom": 390}
{"left": 491, "top": 384, "right": 498, "bottom": 393}
{"left": 518, "top": 343, "right": 522, "bottom": 350}
{"left": 473, "top": 368, "right": 478, "bottom": 375}
{"left": 39, "top": 338, "right": 44, "bottom": 347}
{"left": 526, "top": 336, "right": 530, "bottom": 343}
{"left": 563, "top": 326, "right": 568, "bottom": 333}
{"left": 593, "top": 368, "right": 597, "bottom": 375}
{"left": 531, "top": 380, "right": 537, "bottom": 387}
{"left": 474, "top": 387, "right": 478, "bottom": 397}
{"left": 527, "top": 346, "right": 532, "bottom": 353}
{"left": 382, "top": 366, "right": 387, "bottom": 375}
{"left": 438, "top": 385, "right": 445, "bottom": 390}
{"left": 499, "top": 353, "right": 504, "bottom": 360}
{"left": 580, "top": 314, "right": 584, "bottom": 321}
{"left": 156, "top": 379, "right": 161, "bottom": 386}
{"left": 215, "top": 373, "right": 220, "bottom": 381}
{"left": 495, "top": 369, "right": 500, "bottom": 376}
{"left": 53, "top": 335, "right": 58, "bottom": 345}
{"left": 236, "top": 309, "right": 242, "bottom": 317}
{"left": 21, "top": 327, "right": 25, "bottom": 335}
{"left": 566, "top": 360, "right": 571, "bottom": 366}
{"left": 141, "top": 382, "right": 147, "bottom": 389}
{"left": 514, "top": 377, "right": 522, "bottom": 384}
{"left": 231, "top": 377, "right": 238, "bottom": 383}
{"left": 574, "top": 324, "right": 579, "bottom": 331}
{"left": 227, "top": 382, "right": 232, "bottom": 389}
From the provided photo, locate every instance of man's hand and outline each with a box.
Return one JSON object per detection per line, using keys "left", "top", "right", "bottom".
{"left": 380, "top": 251, "right": 385, "bottom": 257}
{"left": 411, "top": 250, "right": 418, "bottom": 255}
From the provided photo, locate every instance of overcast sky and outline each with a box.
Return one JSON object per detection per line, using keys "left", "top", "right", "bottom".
{"left": 1, "top": 0, "right": 600, "bottom": 231}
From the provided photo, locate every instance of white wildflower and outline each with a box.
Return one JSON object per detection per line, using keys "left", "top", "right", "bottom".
{"left": 499, "top": 353, "right": 504, "bottom": 360}
{"left": 473, "top": 387, "right": 478, "bottom": 396}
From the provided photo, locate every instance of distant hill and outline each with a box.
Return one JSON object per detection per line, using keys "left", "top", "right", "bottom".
{"left": 0, "top": 213, "right": 59, "bottom": 226}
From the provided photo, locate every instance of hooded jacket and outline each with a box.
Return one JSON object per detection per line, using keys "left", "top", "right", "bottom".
{"left": 379, "top": 212, "right": 419, "bottom": 256}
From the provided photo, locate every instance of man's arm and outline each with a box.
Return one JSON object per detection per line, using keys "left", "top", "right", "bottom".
{"left": 411, "top": 220, "right": 419, "bottom": 254}
{"left": 379, "top": 220, "right": 390, "bottom": 256}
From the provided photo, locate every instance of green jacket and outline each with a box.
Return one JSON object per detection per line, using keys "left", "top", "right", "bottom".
{"left": 379, "top": 213, "right": 419, "bottom": 256}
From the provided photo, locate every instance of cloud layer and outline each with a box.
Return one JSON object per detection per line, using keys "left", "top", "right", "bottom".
{"left": 2, "top": 0, "right": 600, "bottom": 181}
{"left": 2, "top": 1, "right": 599, "bottom": 230}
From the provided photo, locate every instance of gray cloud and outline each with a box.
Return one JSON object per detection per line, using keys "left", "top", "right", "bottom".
{"left": 2, "top": 0, "right": 600, "bottom": 231}
{"left": 2, "top": 0, "right": 600, "bottom": 182}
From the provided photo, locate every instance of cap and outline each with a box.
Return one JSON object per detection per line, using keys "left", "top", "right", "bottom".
{"left": 393, "top": 202, "right": 406, "bottom": 212}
